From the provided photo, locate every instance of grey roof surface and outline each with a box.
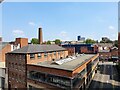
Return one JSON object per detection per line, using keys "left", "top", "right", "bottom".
{"left": 99, "top": 50, "right": 110, "bottom": 53}
{"left": 0, "top": 42, "right": 9, "bottom": 51}
{"left": 33, "top": 54, "right": 96, "bottom": 71}
{"left": 9, "top": 44, "right": 66, "bottom": 54}
{"left": 96, "top": 43, "right": 113, "bottom": 47}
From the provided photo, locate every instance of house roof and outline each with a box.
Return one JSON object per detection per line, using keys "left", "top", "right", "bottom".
{"left": 8, "top": 44, "right": 66, "bottom": 54}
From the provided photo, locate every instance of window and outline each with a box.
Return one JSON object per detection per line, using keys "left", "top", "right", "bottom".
{"left": 30, "top": 54, "right": 35, "bottom": 59}
{"left": 54, "top": 52, "right": 56, "bottom": 55}
{"left": 12, "top": 63, "right": 14, "bottom": 68}
{"left": 44, "top": 53, "right": 48, "bottom": 58}
{"left": 37, "top": 53, "right": 41, "bottom": 59}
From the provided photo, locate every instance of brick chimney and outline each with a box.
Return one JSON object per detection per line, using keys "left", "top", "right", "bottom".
{"left": 38, "top": 27, "right": 43, "bottom": 44}
{"left": 15, "top": 38, "right": 28, "bottom": 48}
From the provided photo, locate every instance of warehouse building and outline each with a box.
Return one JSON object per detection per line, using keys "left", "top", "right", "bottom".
{"left": 6, "top": 44, "right": 68, "bottom": 89}
{"left": 27, "top": 54, "right": 99, "bottom": 90}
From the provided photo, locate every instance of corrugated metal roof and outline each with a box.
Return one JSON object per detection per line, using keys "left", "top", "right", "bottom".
{"left": 34, "top": 54, "right": 97, "bottom": 71}
{"left": 9, "top": 44, "right": 66, "bottom": 54}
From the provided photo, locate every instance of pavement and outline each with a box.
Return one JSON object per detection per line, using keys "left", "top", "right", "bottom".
{"left": 88, "top": 61, "right": 120, "bottom": 90}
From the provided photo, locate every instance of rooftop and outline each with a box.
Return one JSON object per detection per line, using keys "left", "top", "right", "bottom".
{"left": 32, "top": 54, "right": 97, "bottom": 71}
{"left": 9, "top": 44, "right": 66, "bottom": 54}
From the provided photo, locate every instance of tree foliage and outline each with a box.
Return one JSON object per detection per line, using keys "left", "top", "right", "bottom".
{"left": 47, "top": 40, "right": 51, "bottom": 44}
{"left": 54, "top": 39, "right": 61, "bottom": 45}
{"left": 31, "top": 38, "right": 39, "bottom": 44}
{"left": 84, "top": 38, "right": 96, "bottom": 44}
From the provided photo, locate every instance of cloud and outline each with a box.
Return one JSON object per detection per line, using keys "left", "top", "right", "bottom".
{"left": 59, "top": 31, "right": 71, "bottom": 41}
{"left": 108, "top": 26, "right": 115, "bottom": 30}
{"left": 28, "top": 22, "right": 35, "bottom": 26}
{"left": 12, "top": 30, "right": 25, "bottom": 37}
{"left": 60, "top": 31, "right": 67, "bottom": 37}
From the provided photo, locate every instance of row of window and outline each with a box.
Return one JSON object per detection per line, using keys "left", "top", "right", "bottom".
{"left": 9, "top": 72, "right": 25, "bottom": 83}
{"left": 7, "top": 54, "right": 26, "bottom": 61}
{"left": 30, "top": 51, "right": 65, "bottom": 59}
{"left": 8, "top": 62, "right": 25, "bottom": 70}
{"left": 28, "top": 71, "right": 71, "bottom": 88}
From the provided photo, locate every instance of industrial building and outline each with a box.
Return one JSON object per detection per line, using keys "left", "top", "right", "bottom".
{"left": 27, "top": 54, "right": 99, "bottom": 90}
{"left": 62, "top": 44, "right": 98, "bottom": 55}
{"left": 6, "top": 44, "right": 68, "bottom": 89}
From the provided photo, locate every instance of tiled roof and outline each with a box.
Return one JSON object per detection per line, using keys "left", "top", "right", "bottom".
{"left": 9, "top": 44, "right": 66, "bottom": 54}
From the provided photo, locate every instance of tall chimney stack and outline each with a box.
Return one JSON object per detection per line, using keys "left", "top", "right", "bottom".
{"left": 38, "top": 27, "right": 43, "bottom": 44}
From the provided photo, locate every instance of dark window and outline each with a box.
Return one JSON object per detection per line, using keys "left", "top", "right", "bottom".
{"left": 54, "top": 52, "right": 56, "bottom": 55}
{"left": 30, "top": 54, "right": 35, "bottom": 59}
{"left": 12, "top": 63, "right": 14, "bottom": 68}
{"left": 44, "top": 53, "right": 48, "bottom": 58}
{"left": 37, "top": 53, "right": 41, "bottom": 59}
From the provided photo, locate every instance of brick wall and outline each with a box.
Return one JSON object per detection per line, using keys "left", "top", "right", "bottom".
{"left": 27, "top": 64, "right": 72, "bottom": 78}
{"left": 6, "top": 54, "right": 27, "bottom": 88}
{"left": 15, "top": 38, "right": 28, "bottom": 48}
{"left": 0, "top": 44, "right": 11, "bottom": 62}
{"left": 64, "top": 47, "right": 75, "bottom": 56}
{"left": 27, "top": 50, "right": 68, "bottom": 64}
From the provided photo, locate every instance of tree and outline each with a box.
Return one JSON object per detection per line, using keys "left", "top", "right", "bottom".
{"left": 84, "top": 38, "right": 96, "bottom": 44}
{"left": 54, "top": 39, "right": 61, "bottom": 45}
{"left": 47, "top": 40, "right": 51, "bottom": 44}
{"left": 31, "top": 38, "right": 39, "bottom": 44}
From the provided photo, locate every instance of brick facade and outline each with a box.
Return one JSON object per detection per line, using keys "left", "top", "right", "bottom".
{"left": 27, "top": 54, "right": 99, "bottom": 89}
{"left": 6, "top": 49, "right": 68, "bottom": 89}
{"left": 0, "top": 44, "right": 11, "bottom": 62}
{"left": 15, "top": 38, "right": 28, "bottom": 48}
{"left": 6, "top": 54, "right": 27, "bottom": 88}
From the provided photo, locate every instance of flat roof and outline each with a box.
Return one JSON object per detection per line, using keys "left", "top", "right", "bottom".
{"left": 32, "top": 54, "right": 97, "bottom": 71}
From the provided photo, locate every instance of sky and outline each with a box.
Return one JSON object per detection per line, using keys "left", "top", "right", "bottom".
{"left": 1, "top": 2, "right": 118, "bottom": 42}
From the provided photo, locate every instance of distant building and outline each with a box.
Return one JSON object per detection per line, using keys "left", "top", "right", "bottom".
{"left": 111, "top": 47, "right": 118, "bottom": 61}
{"left": 62, "top": 44, "right": 98, "bottom": 55}
{"left": 97, "top": 43, "right": 118, "bottom": 61}
{"left": 77, "top": 36, "right": 81, "bottom": 41}
{"left": 101, "top": 37, "right": 110, "bottom": 42}
{"left": 6, "top": 44, "right": 68, "bottom": 89}
{"left": 77, "top": 35, "right": 85, "bottom": 42}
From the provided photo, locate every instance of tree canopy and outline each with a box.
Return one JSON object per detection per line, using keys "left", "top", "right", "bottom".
{"left": 31, "top": 38, "right": 39, "bottom": 44}
{"left": 54, "top": 39, "right": 61, "bottom": 45}
{"left": 84, "top": 38, "right": 96, "bottom": 44}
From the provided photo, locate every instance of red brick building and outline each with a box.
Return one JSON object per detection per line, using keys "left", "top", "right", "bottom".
{"left": 6, "top": 44, "right": 68, "bottom": 89}
{"left": 27, "top": 54, "right": 99, "bottom": 90}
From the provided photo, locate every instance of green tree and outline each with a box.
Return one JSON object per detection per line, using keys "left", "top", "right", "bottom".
{"left": 47, "top": 40, "right": 51, "bottom": 44}
{"left": 54, "top": 39, "right": 61, "bottom": 45}
{"left": 84, "top": 38, "right": 96, "bottom": 44}
{"left": 31, "top": 38, "right": 39, "bottom": 44}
